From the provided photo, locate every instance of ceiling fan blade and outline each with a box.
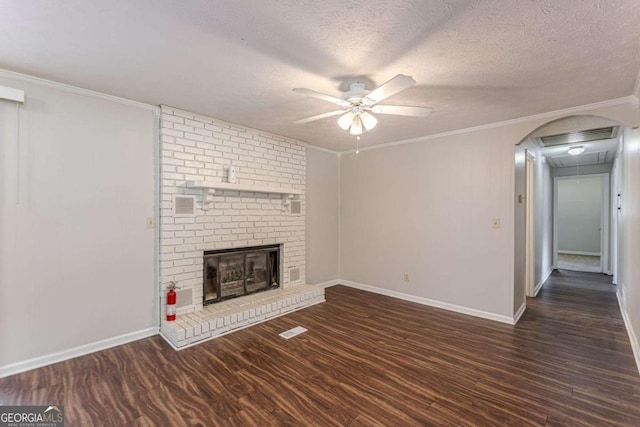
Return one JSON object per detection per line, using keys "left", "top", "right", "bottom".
{"left": 292, "top": 88, "right": 351, "bottom": 106}
{"left": 294, "top": 110, "right": 346, "bottom": 124}
{"left": 365, "top": 74, "right": 416, "bottom": 104}
{"left": 370, "top": 105, "right": 433, "bottom": 117}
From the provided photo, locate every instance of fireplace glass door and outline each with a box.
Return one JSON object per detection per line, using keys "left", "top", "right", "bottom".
{"left": 203, "top": 245, "right": 280, "bottom": 305}
{"left": 218, "top": 253, "right": 245, "bottom": 298}
{"left": 245, "top": 252, "right": 268, "bottom": 293}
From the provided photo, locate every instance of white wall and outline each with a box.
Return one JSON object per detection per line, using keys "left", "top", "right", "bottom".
{"left": 557, "top": 176, "right": 603, "bottom": 254}
{"left": 305, "top": 148, "right": 340, "bottom": 284}
{"left": 0, "top": 73, "right": 157, "bottom": 373}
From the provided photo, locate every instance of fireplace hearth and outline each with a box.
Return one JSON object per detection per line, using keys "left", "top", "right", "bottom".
{"left": 203, "top": 245, "right": 280, "bottom": 305}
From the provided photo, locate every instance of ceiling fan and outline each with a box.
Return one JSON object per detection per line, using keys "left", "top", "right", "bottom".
{"left": 292, "top": 74, "right": 432, "bottom": 136}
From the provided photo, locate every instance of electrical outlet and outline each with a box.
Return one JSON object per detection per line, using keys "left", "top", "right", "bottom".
{"left": 146, "top": 217, "right": 155, "bottom": 229}
{"left": 403, "top": 273, "right": 410, "bottom": 283}
{"left": 492, "top": 218, "right": 501, "bottom": 229}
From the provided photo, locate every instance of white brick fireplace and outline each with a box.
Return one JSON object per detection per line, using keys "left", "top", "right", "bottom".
{"left": 159, "top": 106, "right": 323, "bottom": 348}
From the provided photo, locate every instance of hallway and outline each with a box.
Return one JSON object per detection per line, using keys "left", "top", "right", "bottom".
{"left": 519, "top": 269, "right": 640, "bottom": 425}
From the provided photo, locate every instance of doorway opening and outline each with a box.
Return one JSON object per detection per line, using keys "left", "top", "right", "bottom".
{"left": 553, "top": 174, "right": 610, "bottom": 273}
{"left": 513, "top": 115, "right": 623, "bottom": 321}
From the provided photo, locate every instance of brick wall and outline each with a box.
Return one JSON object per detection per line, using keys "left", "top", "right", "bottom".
{"left": 159, "top": 105, "right": 306, "bottom": 314}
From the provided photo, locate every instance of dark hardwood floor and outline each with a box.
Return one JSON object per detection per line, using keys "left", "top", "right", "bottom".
{"left": 1, "top": 270, "right": 639, "bottom": 426}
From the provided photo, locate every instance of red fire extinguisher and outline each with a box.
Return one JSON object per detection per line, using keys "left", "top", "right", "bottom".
{"left": 166, "top": 281, "right": 177, "bottom": 321}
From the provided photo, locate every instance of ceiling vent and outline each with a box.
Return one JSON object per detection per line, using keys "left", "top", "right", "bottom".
{"left": 537, "top": 126, "right": 619, "bottom": 147}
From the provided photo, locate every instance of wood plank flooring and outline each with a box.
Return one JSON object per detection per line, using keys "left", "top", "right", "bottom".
{"left": 1, "top": 270, "right": 639, "bottom": 426}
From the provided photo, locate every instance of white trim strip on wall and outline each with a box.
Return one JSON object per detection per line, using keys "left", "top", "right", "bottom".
{"left": 0, "top": 327, "right": 159, "bottom": 378}
{"left": 535, "top": 267, "right": 553, "bottom": 297}
{"left": 324, "top": 280, "right": 522, "bottom": 324}
{"left": 338, "top": 280, "right": 517, "bottom": 325}
{"left": 633, "top": 67, "right": 640, "bottom": 100}
{"left": 617, "top": 290, "right": 640, "bottom": 375}
{"left": 304, "top": 142, "right": 340, "bottom": 155}
{"left": 341, "top": 96, "right": 637, "bottom": 154}
{"left": 314, "top": 279, "right": 341, "bottom": 288}
{"left": 557, "top": 250, "right": 601, "bottom": 256}
{"left": 0, "top": 68, "right": 156, "bottom": 111}
{"left": 153, "top": 107, "right": 162, "bottom": 327}
{"left": 513, "top": 303, "right": 527, "bottom": 325}
{"left": 0, "top": 85, "right": 25, "bottom": 103}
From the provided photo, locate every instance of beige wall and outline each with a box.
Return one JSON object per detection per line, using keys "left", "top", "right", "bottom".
{"left": 0, "top": 73, "right": 157, "bottom": 371}
{"left": 339, "top": 102, "right": 638, "bottom": 320}
{"left": 305, "top": 148, "right": 340, "bottom": 284}
{"left": 340, "top": 127, "right": 515, "bottom": 317}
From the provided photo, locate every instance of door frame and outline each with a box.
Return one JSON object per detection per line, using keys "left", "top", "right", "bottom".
{"left": 553, "top": 173, "right": 610, "bottom": 273}
{"left": 525, "top": 151, "right": 536, "bottom": 297}
{"left": 611, "top": 158, "right": 620, "bottom": 283}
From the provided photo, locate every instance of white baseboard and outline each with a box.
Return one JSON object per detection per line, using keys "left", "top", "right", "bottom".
{"left": 313, "top": 279, "right": 341, "bottom": 288}
{"left": 559, "top": 265, "right": 603, "bottom": 273}
{"left": 0, "top": 327, "right": 159, "bottom": 378}
{"left": 617, "top": 290, "right": 640, "bottom": 375}
{"left": 513, "top": 303, "right": 527, "bottom": 325}
{"left": 340, "top": 280, "right": 515, "bottom": 325}
{"left": 534, "top": 268, "right": 553, "bottom": 297}
{"left": 557, "top": 250, "right": 600, "bottom": 256}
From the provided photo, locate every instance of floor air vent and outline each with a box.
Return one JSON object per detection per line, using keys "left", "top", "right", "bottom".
{"left": 279, "top": 326, "right": 308, "bottom": 339}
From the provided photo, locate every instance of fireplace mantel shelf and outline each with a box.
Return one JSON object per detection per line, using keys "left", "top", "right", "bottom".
{"left": 185, "top": 180, "right": 302, "bottom": 209}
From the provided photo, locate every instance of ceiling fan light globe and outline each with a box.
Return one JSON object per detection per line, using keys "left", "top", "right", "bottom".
{"left": 338, "top": 112, "right": 354, "bottom": 130}
{"left": 360, "top": 112, "right": 378, "bottom": 130}
{"left": 349, "top": 117, "right": 363, "bottom": 135}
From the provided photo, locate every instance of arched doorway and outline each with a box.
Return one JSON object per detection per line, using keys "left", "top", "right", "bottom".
{"left": 513, "top": 114, "right": 625, "bottom": 318}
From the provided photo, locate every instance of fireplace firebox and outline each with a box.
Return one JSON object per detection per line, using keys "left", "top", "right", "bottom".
{"left": 203, "top": 245, "right": 280, "bottom": 305}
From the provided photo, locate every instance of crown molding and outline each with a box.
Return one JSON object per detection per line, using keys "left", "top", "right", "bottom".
{"left": 340, "top": 96, "right": 638, "bottom": 155}
{"left": 303, "top": 142, "right": 340, "bottom": 156}
{"left": 0, "top": 68, "right": 156, "bottom": 111}
{"left": 633, "top": 67, "right": 640, "bottom": 100}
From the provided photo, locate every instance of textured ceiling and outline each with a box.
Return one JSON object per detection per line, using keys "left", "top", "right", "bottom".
{"left": 1, "top": 0, "right": 639, "bottom": 151}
